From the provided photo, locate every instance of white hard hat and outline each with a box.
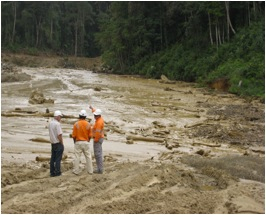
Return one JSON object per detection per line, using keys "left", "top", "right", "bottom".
{"left": 54, "top": 110, "right": 63, "bottom": 117}
{"left": 79, "top": 110, "right": 87, "bottom": 117}
{"left": 93, "top": 109, "right": 102, "bottom": 116}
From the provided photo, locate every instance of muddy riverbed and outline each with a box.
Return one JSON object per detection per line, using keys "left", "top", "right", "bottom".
{"left": 1, "top": 58, "right": 265, "bottom": 214}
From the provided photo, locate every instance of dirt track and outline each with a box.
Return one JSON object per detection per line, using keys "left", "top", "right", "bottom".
{"left": 1, "top": 54, "right": 265, "bottom": 214}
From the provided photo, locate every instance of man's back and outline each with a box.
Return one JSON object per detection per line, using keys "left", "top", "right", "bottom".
{"left": 72, "top": 119, "right": 92, "bottom": 141}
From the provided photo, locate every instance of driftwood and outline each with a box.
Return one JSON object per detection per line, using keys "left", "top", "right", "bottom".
{"left": 159, "top": 80, "right": 176, "bottom": 84}
{"left": 192, "top": 142, "right": 221, "bottom": 147}
{"left": 2, "top": 112, "right": 40, "bottom": 117}
{"left": 152, "top": 130, "right": 170, "bottom": 135}
{"left": 13, "top": 109, "right": 38, "bottom": 114}
{"left": 126, "top": 135, "right": 164, "bottom": 143}
{"left": 109, "top": 126, "right": 125, "bottom": 134}
{"left": 184, "top": 120, "right": 209, "bottom": 128}
{"left": 151, "top": 102, "right": 171, "bottom": 107}
{"left": 152, "top": 121, "right": 166, "bottom": 128}
{"left": 181, "top": 108, "right": 205, "bottom": 113}
{"left": 1, "top": 111, "right": 77, "bottom": 119}
{"left": 104, "top": 155, "right": 117, "bottom": 162}
{"left": 250, "top": 147, "right": 265, "bottom": 154}
{"left": 36, "top": 154, "right": 68, "bottom": 162}
{"left": 184, "top": 122, "right": 204, "bottom": 128}
{"left": 29, "top": 137, "right": 50, "bottom": 143}
{"left": 164, "top": 87, "right": 175, "bottom": 91}
{"left": 237, "top": 210, "right": 264, "bottom": 214}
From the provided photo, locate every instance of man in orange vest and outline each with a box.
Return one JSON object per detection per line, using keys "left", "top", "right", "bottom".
{"left": 72, "top": 110, "right": 93, "bottom": 175}
{"left": 89, "top": 105, "right": 104, "bottom": 174}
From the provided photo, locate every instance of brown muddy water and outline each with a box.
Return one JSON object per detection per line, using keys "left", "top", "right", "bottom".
{"left": 1, "top": 67, "right": 264, "bottom": 163}
{"left": 1, "top": 67, "right": 265, "bottom": 214}
{"left": 2, "top": 67, "right": 190, "bottom": 162}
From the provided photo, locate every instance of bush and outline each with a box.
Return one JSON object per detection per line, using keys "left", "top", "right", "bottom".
{"left": 130, "top": 20, "right": 264, "bottom": 99}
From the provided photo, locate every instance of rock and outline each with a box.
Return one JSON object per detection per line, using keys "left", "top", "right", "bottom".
{"left": 195, "top": 149, "right": 210, "bottom": 156}
{"left": 29, "top": 90, "right": 45, "bottom": 104}
{"left": 196, "top": 149, "right": 205, "bottom": 155}
{"left": 159, "top": 75, "right": 176, "bottom": 84}
{"left": 94, "top": 87, "right": 102, "bottom": 91}
{"left": 164, "top": 87, "right": 175, "bottom": 91}
{"left": 126, "top": 139, "right": 134, "bottom": 144}
{"left": 161, "top": 75, "right": 169, "bottom": 81}
{"left": 208, "top": 78, "right": 230, "bottom": 91}
{"left": 165, "top": 140, "right": 180, "bottom": 150}
{"left": 28, "top": 90, "right": 54, "bottom": 104}
{"left": 44, "top": 99, "right": 54, "bottom": 104}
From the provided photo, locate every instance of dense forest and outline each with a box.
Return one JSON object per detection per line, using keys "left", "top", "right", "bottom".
{"left": 1, "top": 1, "right": 265, "bottom": 99}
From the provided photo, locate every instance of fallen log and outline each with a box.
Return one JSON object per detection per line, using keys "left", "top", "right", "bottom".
{"left": 152, "top": 130, "right": 170, "bottom": 135}
{"left": 2, "top": 112, "right": 39, "bottom": 117}
{"left": 1, "top": 111, "right": 76, "bottom": 119}
{"left": 250, "top": 147, "right": 265, "bottom": 154}
{"left": 29, "top": 137, "right": 50, "bottom": 143}
{"left": 237, "top": 210, "right": 265, "bottom": 214}
{"left": 184, "top": 120, "right": 209, "bottom": 128}
{"left": 36, "top": 154, "right": 68, "bottom": 162}
{"left": 159, "top": 80, "right": 176, "bottom": 84}
{"left": 110, "top": 126, "right": 125, "bottom": 134}
{"left": 13, "top": 109, "right": 38, "bottom": 114}
{"left": 184, "top": 122, "right": 204, "bottom": 128}
{"left": 181, "top": 108, "right": 205, "bottom": 113}
{"left": 192, "top": 142, "right": 221, "bottom": 147}
{"left": 150, "top": 102, "right": 171, "bottom": 108}
{"left": 126, "top": 135, "right": 164, "bottom": 143}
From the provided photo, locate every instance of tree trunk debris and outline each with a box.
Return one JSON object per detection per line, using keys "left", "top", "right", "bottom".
{"left": 192, "top": 141, "right": 221, "bottom": 147}
{"left": 36, "top": 154, "right": 68, "bottom": 162}
{"left": 126, "top": 135, "right": 165, "bottom": 143}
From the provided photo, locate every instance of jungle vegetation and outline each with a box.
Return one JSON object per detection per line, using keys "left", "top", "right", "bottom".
{"left": 1, "top": 1, "right": 265, "bottom": 98}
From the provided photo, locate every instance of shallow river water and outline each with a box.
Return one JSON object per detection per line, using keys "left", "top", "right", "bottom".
{"left": 1, "top": 67, "right": 189, "bottom": 162}
{"left": 1, "top": 66, "right": 265, "bottom": 214}
{"left": 1, "top": 67, "right": 263, "bottom": 163}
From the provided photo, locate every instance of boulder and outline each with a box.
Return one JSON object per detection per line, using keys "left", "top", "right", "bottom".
{"left": 29, "top": 90, "right": 54, "bottom": 104}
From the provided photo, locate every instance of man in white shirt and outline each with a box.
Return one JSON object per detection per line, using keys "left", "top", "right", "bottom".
{"left": 48, "top": 110, "right": 64, "bottom": 177}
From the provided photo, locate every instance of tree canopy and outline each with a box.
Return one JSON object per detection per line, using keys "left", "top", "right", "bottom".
{"left": 1, "top": 1, "right": 265, "bottom": 98}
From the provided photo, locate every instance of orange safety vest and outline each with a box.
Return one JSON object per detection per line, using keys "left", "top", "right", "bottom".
{"left": 92, "top": 108, "right": 104, "bottom": 142}
{"left": 72, "top": 119, "right": 92, "bottom": 141}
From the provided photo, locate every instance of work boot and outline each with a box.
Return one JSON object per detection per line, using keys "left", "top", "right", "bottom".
{"left": 93, "top": 170, "right": 103, "bottom": 174}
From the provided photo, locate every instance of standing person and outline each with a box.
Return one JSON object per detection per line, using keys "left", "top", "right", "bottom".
{"left": 72, "top": 110, "right": 93, "bottom": 175}
{"left": 89, "top": 105, "right": 104, "bottom": 174}
{"left": 48, "top": 110, "right": 64, "bottom": 177}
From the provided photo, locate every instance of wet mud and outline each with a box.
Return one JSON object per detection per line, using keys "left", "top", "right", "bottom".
{"left": 1, "top": 60, "right": 265, "bottom": 214}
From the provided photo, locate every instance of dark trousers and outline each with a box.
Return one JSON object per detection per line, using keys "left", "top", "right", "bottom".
{"left": 93, "top": 138, "right": 104, "bottom": 172}
{"left": 50, "top": 143, "right": 64, "bottom": 176}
